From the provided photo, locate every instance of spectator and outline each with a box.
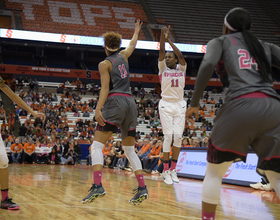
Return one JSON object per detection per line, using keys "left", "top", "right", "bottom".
{"left": 49, "top": 148, "right": 59, "bottom": 164}
{"left": 17, "top": 76, "right": 23, "bottom": 89}
{"left": 10, "top": 139, "right": 23, "bottom": 163}
{"left": 73, "top": 140, "right": 82, "bottom": 165}
{"left": 11, "top": 78, "right": 17, "bottom": 92}
{"left": 18, "top": 123, "right": 27, "bottom": 141}
{"left": 22, "top": 139, "right": 36, "bottom": 164}
{"left": 83, "top": 110, "right": 90, "bottom": 117}
{"left": 53, "top": 139, "right": 63, "bottom": 159}
{"left": 61, "top": 148, "right": 76, "bottom": 165}
{"left": 137, "top": 138, "right": 151, "bottom": 160}
{"left": 142, "top": 139, "right": 163, "bottom": 170}
{"left": 144, "top": 139, "right": 163, "bottom": 173}
{"left": 201, "top": 137, "right": 209, "bottom": 147}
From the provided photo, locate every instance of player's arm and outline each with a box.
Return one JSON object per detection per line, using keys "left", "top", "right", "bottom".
{"left": 159, "top": 27, "right": 166, "bottom": 62}
{"left": 186, "top": 38, "right": 223, "bottom": 122}
{"left": 0, "top": 77, "right": 45, "bottom": 121}
{"left": 165, "top": 26, "right": 186, "bottom": 66}
{"left": 120, "top": 20, "right": 142, "bottom": 61}
{"left": 95, "top": 60, "right": 111, "bottom": 126}
{"left": 190, "top": 38, "right": 223, "bottom": 107}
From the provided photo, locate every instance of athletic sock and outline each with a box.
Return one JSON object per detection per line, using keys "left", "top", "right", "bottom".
{"left": 202, "top": 211, "right": 215, "bottom": 220}
{"left": 93, "top": 171, "right": 102, "bottom": 186}
{"left": 136, "top": 174, "right": 145, "bottom": 188}
{"left": 170, "top": 160, "right": 177, "bottom": 171}
{"left": 163, "top": 161, "right": 169, "bottom": 172}
{"left": 1, "top": 189, "right": 8, "bottom": 202}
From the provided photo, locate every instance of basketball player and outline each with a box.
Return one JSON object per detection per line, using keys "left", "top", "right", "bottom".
{"left": 0, "top": 77, "right": 45, "bottom": 210}
{"left": 186, "top": 8, "right": 280, "bottom": 220}
{"left": 158, "top": 26, "right": 187, "bottom": 185}
{"left": 82, "top": 20, "right": 148, "bottom": 205}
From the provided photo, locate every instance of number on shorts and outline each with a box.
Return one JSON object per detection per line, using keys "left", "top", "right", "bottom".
{"left": 118, "top": 64, "right": 128, "bottom": 78}
{"left": 171, "top": 79, "right": 179, "bottom": 87}
{"left": 238, "top": 49, "right": 259, "bottom": 70}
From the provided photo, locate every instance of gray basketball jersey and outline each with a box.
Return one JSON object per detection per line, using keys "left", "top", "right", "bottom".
{"left": 105, "top": 52, "right": 131, "bottom": 95}
{"left": 191, "top": 32, "right": 280, "bottom": 107}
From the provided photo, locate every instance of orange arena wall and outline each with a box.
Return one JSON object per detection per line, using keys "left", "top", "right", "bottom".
{"left": 2, "top": 64, "right": 280, "bottom": 89}
{"left": 4, "top": 0, "right": 147, "bottom": 40}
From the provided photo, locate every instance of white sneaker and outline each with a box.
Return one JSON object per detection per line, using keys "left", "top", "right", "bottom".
{"left": 250, "top": 182, "right": 263, "bottom": 190}
{"left": 262, "top": 183, "right": 273, "bottom": 191}
{"left": 162, "top": 170, "right": 173, "bottom": 185}
{"left": 170, "top": 169, "right": 179, "bottom": 183}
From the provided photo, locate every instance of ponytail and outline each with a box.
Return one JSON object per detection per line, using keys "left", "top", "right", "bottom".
{"left": 242, "top": 29, "right": 272, "bottom": 82}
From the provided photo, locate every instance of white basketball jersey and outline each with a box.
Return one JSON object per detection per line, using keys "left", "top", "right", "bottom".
{"left": 158, "top": 60, "right": 186, "bottom": 102}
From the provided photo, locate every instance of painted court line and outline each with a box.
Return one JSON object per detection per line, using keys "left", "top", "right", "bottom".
{"left": 18, "top": 203, "right": 200, "bottom": 219}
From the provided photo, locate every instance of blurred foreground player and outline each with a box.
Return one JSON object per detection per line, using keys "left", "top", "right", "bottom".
{"left": 0, "top": 77, "right": 45, "bottom": 210}
{"left": 82, "top": 20, "right": 148, "bottom": 205}
{"left": 186, "top": 7, "right": 280, "bottom": 220}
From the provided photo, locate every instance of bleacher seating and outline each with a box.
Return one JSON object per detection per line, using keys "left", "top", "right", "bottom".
{"left": 146, "top": 0, "right": 280, "bottom": 45}
{"left": 16, "top": 86, "right": 221, "bottom": 140}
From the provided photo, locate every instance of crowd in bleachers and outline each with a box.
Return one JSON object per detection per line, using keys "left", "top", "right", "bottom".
{"left": 1, "top": 77, "right": 224, "bottom": 169}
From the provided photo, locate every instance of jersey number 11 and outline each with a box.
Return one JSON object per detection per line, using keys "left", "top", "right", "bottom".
{"left": 171, "top": 79, "right": 179, "bottom": 87}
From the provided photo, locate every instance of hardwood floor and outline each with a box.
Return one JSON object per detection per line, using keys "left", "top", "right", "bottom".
{"left": 1, "top": 164, "right": 279, "bottom": 220}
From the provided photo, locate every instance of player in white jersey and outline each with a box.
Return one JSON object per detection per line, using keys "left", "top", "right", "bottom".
{"left": 158, "top": 26, "right": 187, "bottom": 185}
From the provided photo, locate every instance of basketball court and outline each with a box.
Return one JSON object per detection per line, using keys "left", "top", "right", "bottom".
{"left": 1, "top": 164, "right": 279, "bottom": 220}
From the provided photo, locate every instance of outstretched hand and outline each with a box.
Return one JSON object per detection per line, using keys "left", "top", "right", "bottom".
{"left": 164, "top": 26, "right": 171, "bottom": 40}
{"left": 135, "top": 19, "right": 143, "bottom": 34}
{"left": 186, "top": 106, "right": 199, "bottom": 125}
{"left": 34, "top": 112, "right": 46, "bottom": 122}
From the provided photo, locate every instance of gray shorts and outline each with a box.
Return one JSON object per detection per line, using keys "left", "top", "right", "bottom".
{"left": 96, "top": 94, "right": 137, "bottom": 139}
{"left": 207, "top": 96, "right": 280, "bottom": 175}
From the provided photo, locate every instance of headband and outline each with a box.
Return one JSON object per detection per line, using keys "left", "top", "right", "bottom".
{"left": 224, "top": 15, "right": 238, "bottom": 31}
{"left": 105, "top": 46, "right": 119, "bottom": 52}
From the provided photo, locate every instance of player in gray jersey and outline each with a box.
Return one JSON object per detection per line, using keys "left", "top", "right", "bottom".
{"left": 186, "top": 8, "right": 280, "bottom": 220}
{"left": 82, "top": 20, "right": 148, "bottom": 205}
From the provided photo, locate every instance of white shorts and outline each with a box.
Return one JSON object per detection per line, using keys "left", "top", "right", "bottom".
{"left": 159, "top": 99, "right": 186, "bottom": 135}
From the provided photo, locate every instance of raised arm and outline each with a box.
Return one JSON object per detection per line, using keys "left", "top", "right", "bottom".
{"left": 165, "top": 26, "right": 185, "bottom": 66}
{"left": 0, "top": 77, "right": 45, "bottom": 121}
{"left": 120, "top": 20, "right": 143, "bottom": 61}
{"left": 159, "top": 27, "right": 167, "bottom": 62}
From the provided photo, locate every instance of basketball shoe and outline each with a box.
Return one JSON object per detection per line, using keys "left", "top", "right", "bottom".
{"left": 1, "top": 198, "right": 20, "bottom": 210}
{"left": 170, "top": 169, "right": 179, "bottom": 183}
{"left": 129, "top": 186, "right": 148, "bottom": 205}
{"left": 162, "top": 170, "right": 173, "bottom": 185}
{"left": 81, "top": 183, "right": 106, "bottom": 204}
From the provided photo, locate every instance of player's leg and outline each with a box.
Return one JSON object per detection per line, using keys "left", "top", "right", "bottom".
{"left": 122, "top": 96, "right": 148, "bottom": 205}
{"left": 159, "top": 99, "right": 174, "bottom": 185}
{"left": 0, "top": 137, "right": 19, "bottom": 210}
{"left": 81, "top": 130, "right": 113, "bottom": 204}
{"left": 122, "top": 135, "right": 148, "bottom": 205}
{"left": 201, "top": 161, "right": 232, "bottom": 219}
{"left": 170, "top": 100, "right": 187, "bottom": 183}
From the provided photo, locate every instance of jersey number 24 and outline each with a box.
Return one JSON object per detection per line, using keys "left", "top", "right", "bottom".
{"left": 238, "top": 49, "right": 259, "bottom": 70}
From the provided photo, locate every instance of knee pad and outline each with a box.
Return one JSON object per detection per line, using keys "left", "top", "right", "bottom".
{"left": 163, "top": 134, "right": 172, "bottom": 152}
{"left": 173, "top": 133, "right": 182, "bottom": 148}
{"left": 123, "top": 146, "right": 142, "bottom": 172}
{"left": 91, "top": 141, "right": 104, "bottom": 166}
{"left": 0, "top": 154, "right": 9, "bottom": 169}
{"left": 202, "top": 161, "right": 232, "bottom": 204}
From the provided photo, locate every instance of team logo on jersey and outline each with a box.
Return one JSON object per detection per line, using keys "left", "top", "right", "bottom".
{"left": 161, "top": 106, "right": 165, "bottom": 108}
{"left": 177, "top": 152, "right": 187, "bottom": 172}
{"left": 223, "top": 163, "right": 235, "bottom": 178}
